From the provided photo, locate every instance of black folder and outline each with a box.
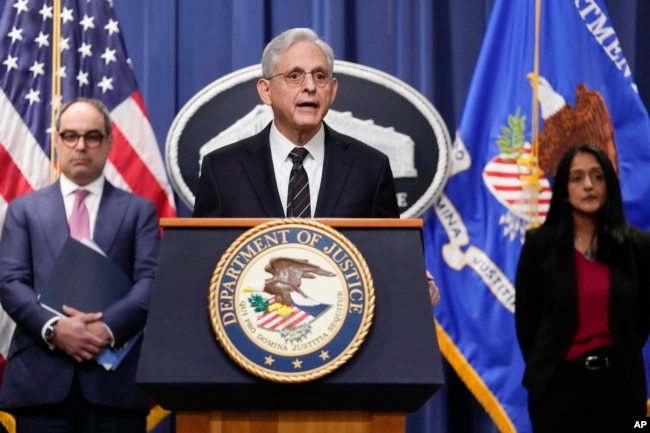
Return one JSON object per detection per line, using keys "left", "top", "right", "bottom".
{"left": 40, "top": 237, "right": 131, "bottom": 314}
{"left": 40, "top": 238, "right": 138, "bottom": 369}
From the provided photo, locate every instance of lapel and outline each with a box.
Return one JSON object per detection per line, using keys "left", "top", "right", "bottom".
{"left": 545, "top": 227, "right": 579, "bottom": 308}
{"left": 314, "top": 124, "right": 353, "bottom": 217}
{"left": 608, "top": 240, "right": 635, "bottom": 311}
{"left": 241, "top": 126, "right": 285, "bottom": 217}
{"left": 36, "top": 181, "right": 70, "bottom": 256}
{"left": 93, "top": 181, "right": 128, "bottom": 255}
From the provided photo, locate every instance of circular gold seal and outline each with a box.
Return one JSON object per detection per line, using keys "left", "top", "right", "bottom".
{"left": 208, "top": 218, "right": 374, "bottom": 383}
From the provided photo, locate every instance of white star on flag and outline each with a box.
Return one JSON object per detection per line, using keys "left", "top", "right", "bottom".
{"left": 97, "top": 75, "right": 113, "bottom": 92}
{"left": 76, "top": 70, "right": 89, "bottom": 86}
{"left": 35, "top": 32, "right": 50, "bottom": 48}
{"left": 3, "top": 55, "right": 18, "bottom": 71}
{"left": 29, "top": 60, "right": 45, "bottom": 77}
{"left": 39, "top": 4, "right": 53, "bottom": 20}
{"left": 7, "top": 26, "right": 23, "bottom": 43}
{"left": 25, "top": 88, "right": 40, "bottom": 105}
{"left": 13, "top": 0, "right": 29, "bottom": 15}
{"left": 61, "top": 7, "right": 74, "bottom": 23}
{"left": 78, "top": 42, "right": 92, "bottom": 57}
{"left": 100, "top": 47, "right": 116, "bottom": 65}
{"left": 79, "top": 14, "right": 95, "bottom": 31}
{"left": 104, "top": 19, "right": 119, "bottom": 35}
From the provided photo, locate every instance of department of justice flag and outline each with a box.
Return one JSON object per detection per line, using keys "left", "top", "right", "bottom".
{"left": 423, "top": 1, "right": 650, "bottom": 432}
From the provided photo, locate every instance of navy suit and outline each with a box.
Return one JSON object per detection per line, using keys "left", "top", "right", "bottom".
{"left": 0, "top": 181, "right": 160, "bottom": 411}
{"left": 192, "top": 122, "right": 399, "bottom": 218}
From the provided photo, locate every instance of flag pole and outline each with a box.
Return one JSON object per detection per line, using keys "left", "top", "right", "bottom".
{"left": 531, "top": 0, "right": 541, "bottom": 155}
{"left": 50, "top": 0, "right": 62, "bottom": 183}
{"left": 527, "top": 0, "right": 543, "bottom": 227}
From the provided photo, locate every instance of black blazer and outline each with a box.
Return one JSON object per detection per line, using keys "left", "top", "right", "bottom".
{"left": 192, "top": 122, "right": 399, "bottom": 218}
{"left": 515, "top": 224, "right": 650, "bottom": 401}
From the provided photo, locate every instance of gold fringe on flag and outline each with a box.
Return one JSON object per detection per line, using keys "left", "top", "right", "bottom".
{"left": 435, "top": 320, "right": 516, "bottom": 433}
{"left": 146, "top": 404, "right": 171, "bottom": 432}
{"left": 0, "top": 410, "right": 15, "bottom": 433}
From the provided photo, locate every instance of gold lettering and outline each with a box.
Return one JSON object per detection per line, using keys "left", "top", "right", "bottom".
{"left": 349, "top": 288, "right": 364, "bottom": 302}
{"left": 220, "top": 301, "right": 234, "bottom": 311}
{"left": 224, "top": 267, "right": 241, "bottom": 280}
{"left": 348, "top": 304, "right": 363, "bottom": 314}
{"left": 222, "top": 280, "right": 236, "bottom": 292}
{"left": 221, "top": 311, "right": 237, "bottom": 326}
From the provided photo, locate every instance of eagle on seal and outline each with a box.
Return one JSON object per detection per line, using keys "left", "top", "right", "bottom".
{"left": 249, "top": 257, "right": 335, "bottom": 307}
{"left": 530, "top": 74, "right": 618, "bottom": 176}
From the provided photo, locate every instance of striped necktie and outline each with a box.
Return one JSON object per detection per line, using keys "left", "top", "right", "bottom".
{"left": 286, "top": 147, "right": 311, "bottom": 218}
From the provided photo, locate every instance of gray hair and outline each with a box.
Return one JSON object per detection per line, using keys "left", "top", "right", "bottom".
{"left": 261, "top": 28, "right": 335, "bottom": 78}
{"left": 55, "top": 97, "right": 113, "bottom": 137}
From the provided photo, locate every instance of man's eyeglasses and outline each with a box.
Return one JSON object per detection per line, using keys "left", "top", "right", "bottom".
{"left": 269, "top": 70, "right": 334, "bottom": 87}
{"left": 58, "top": 131, "right": 105, "bottom": 148}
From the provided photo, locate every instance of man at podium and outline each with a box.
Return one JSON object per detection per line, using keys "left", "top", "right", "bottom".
{"left": 192, "top": 27, "right": 441, "bottom": 307}
{"left": 192, "top": 27, "right": 399, "bottom": 220}
{"left": 139, "top": 32, "right": 441, "bottom": 432}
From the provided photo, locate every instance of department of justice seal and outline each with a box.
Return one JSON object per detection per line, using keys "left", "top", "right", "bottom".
{"left": 208, "top": 218, "right": 374, "bottom": 383}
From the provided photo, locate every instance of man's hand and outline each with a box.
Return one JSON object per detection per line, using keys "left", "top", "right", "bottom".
{"left": 64, "top": 305, "right": 113, "bottom": 349}
{"left": 427, "top": 270, "right": 441, "bottom": 307}
{"left": 52, "top": 305, "right": 106, "bottom": 362}
{"left": 86, "top": 320, "right": 113, "bottom": 346}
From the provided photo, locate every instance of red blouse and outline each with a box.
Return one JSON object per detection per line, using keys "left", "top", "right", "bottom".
{"left": 564, "top": 249, "right": 613, "bottom": 360}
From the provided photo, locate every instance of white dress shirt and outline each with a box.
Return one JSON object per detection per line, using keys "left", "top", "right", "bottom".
{"left": 269, "top": 122, "right": 324, "bottom": 216}
{"left": 60, "top": 173, "right": 105, "bottom": 241}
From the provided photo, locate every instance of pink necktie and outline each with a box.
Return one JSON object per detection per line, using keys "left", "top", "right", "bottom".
{"left": 69, "top": 189, "right": 90, "bottom": 241}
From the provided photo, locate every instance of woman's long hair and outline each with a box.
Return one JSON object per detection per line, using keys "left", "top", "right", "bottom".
{"left": 543, "top": 143, "right": 630, "bottom": 261}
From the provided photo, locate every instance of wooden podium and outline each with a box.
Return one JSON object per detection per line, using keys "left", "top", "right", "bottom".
{"left": 175, "top": 410, "right": 405, "bottom": 433}
{"left": 137, "top": 218, "right": 443, "bottom": 433}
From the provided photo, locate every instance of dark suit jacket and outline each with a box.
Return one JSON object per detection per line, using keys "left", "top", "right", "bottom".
{"left": 0, "top": 181, "right": 161, "bottom": 411}
{"left": 192, "top": 122, "right": 400, "bottom": 218}
{"left": 515, "top": 224, "right": 650, "bottom": 401}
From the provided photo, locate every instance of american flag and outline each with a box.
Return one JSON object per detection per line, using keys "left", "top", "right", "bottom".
{"left": 258, "top": 298, "right": 318, "bottom": 330}
{"left": 0, "top": 0, "right": 177, "bottom": 427}
{"left": 257, "top": 297, "right": 330, "bottom": 331}
{"left": 0, "top": 0, "right": 176, "bottom": 224}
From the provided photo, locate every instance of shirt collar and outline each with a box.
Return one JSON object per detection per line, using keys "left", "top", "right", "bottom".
{"left": 269, "top": 122, "right": 325, "bottom": 163}
{"left": 59, "top": 174, "right": 105, "bottom": 198}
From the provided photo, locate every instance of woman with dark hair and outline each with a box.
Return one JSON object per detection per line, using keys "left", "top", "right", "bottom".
{"left": 515, "top": 143, "right": 650, "bottom": 432}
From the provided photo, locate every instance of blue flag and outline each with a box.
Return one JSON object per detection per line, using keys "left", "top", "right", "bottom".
{"left": 423, "top": 1, "right": 650, "bottom": 432}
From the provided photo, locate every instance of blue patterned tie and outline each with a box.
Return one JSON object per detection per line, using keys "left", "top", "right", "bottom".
{"left": 287, "top": 147, "right": 311, "bottom": 218}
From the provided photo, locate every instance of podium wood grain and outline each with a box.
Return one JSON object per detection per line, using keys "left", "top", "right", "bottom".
{"left": 176, "top": 411, "right": 406, "bottom": 433}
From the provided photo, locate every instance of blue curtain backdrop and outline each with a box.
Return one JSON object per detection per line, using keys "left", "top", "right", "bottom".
{"left": 0, "top": 1, "right": 647, "bottom": 432}
{"left": 102, "top": 0, "right": 649, "bottom": 221}
{"left": 113, "top": 2, "right": 650, "bottom": 432}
